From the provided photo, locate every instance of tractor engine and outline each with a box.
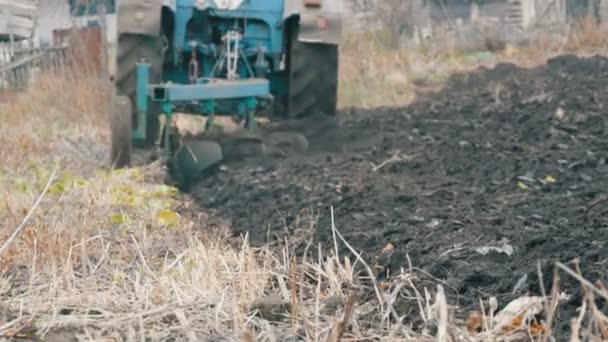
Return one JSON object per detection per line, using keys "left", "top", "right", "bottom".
{"left": 159, "top": 2, "right": 283, "bottom": 93}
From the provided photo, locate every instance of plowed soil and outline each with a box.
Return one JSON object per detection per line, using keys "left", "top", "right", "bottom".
{"left": 191, "top": 54, "right": 608, "bottom": 336}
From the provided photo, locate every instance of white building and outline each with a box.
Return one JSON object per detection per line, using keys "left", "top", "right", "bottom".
{"left": 0, "top": 0, "right": 38, "bottom": 41}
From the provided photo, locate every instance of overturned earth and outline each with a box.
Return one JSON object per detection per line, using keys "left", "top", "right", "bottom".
{"left": 180, "top": 54, "right": 608, "bottom": 336}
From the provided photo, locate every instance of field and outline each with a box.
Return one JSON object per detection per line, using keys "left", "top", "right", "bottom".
{"left": 2, "top": 20, "right": 608, "bottom": 341}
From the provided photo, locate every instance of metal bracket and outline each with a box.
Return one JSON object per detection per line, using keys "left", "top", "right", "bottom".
{"left": 133, "top": 61, "right": 150, "bottom": 141}
{"left": 149, "top": 79, "right": 269, "bottom": 102}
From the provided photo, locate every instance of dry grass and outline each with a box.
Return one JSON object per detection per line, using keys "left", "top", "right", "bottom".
{"left": 1, "top": 19, "right": 608, "bottom": 340}
{"left": 338, "top": 15, "right": 608, "bottom": 109}
{"left": 0, "top": 68, "right": 442, "bottom": 341}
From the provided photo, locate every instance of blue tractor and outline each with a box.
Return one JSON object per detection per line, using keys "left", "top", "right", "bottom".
{"left": 110, "top": 0, "right": 343, "bottom": 179}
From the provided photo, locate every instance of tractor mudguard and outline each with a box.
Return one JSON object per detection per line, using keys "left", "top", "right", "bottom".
{"left": 297, "top": 12, "right": 342, "bottom": 45}
{"left": 284, "top": 0, "right": 343, "bottom": 45}
{"left": 117, "top": 0, "right": 162, "bottom": 36}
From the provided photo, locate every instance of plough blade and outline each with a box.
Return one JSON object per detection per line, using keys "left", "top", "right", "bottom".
{"left": 172, "top": 140, "right": 223, "bottom": 190}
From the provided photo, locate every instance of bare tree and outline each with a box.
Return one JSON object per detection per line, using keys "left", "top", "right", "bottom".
{"left": 348, "top": 0, "right": 432, "bottom": 47}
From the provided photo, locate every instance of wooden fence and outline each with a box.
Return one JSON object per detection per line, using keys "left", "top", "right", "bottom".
{"left": 0, "top": 26, "right": 107, "bottom": 92}
{"left": 0, "top": 43, "right": 70, "bottom": 91}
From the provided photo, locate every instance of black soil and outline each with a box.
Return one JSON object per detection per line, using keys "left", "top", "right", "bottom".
{"left": 191, "top": 54, "right": 608, "bottom": 336}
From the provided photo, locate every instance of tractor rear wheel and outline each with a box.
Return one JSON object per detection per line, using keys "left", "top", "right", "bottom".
{"left": 114, "top": 33, "right": 163, "bottom": 148}
{"left": 286, "top": 25, "right": 339, "bottom": 118}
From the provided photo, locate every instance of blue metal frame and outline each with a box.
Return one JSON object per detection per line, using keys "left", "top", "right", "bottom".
{"left": 167, "top": 0, "right": 287, "bottom": 84}
{"left": 173, "top": 0, "right": 285, "bottom": 55}
{"left": 132, "top": 0, "right": 289, "bottom": 157}
{"left": 150, "top": 79, "right": 269, "bottom": 102}
{"left": 135, "top": 61, "right": 269, "bottom": 154}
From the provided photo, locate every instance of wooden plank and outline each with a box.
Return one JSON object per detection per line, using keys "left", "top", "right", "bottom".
{"left": 7, "top": 68, "right": 14, "bottom": 88}
{"left": 16, "top": 66, "right": 23, "bottom": 89}
{"left": 0, "top": 51, "right": 42, "bottom": 73}
{"left": 0, "top": 48, "right": 10, "bottom": 65}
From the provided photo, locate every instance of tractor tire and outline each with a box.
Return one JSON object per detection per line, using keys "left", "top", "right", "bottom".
{"left": 110, "top": 95, "right": 133, "bottom": 169}
{"left": 114, "top": 33, "right": 163, "bottom": 146}
{"left": 286, "top": 25, "right": 339, "bottom": 118}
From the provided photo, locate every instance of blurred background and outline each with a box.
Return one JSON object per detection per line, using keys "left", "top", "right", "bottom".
{"left": 1, "top": 0, "right": 607, "bottom": 100}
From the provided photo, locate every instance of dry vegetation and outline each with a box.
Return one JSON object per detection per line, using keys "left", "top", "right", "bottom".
{"left": 338, "top": 15, "right": 608, "bottom": 109}
{"left": 1, "top": 17, "right": 608, "bottom": 341}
